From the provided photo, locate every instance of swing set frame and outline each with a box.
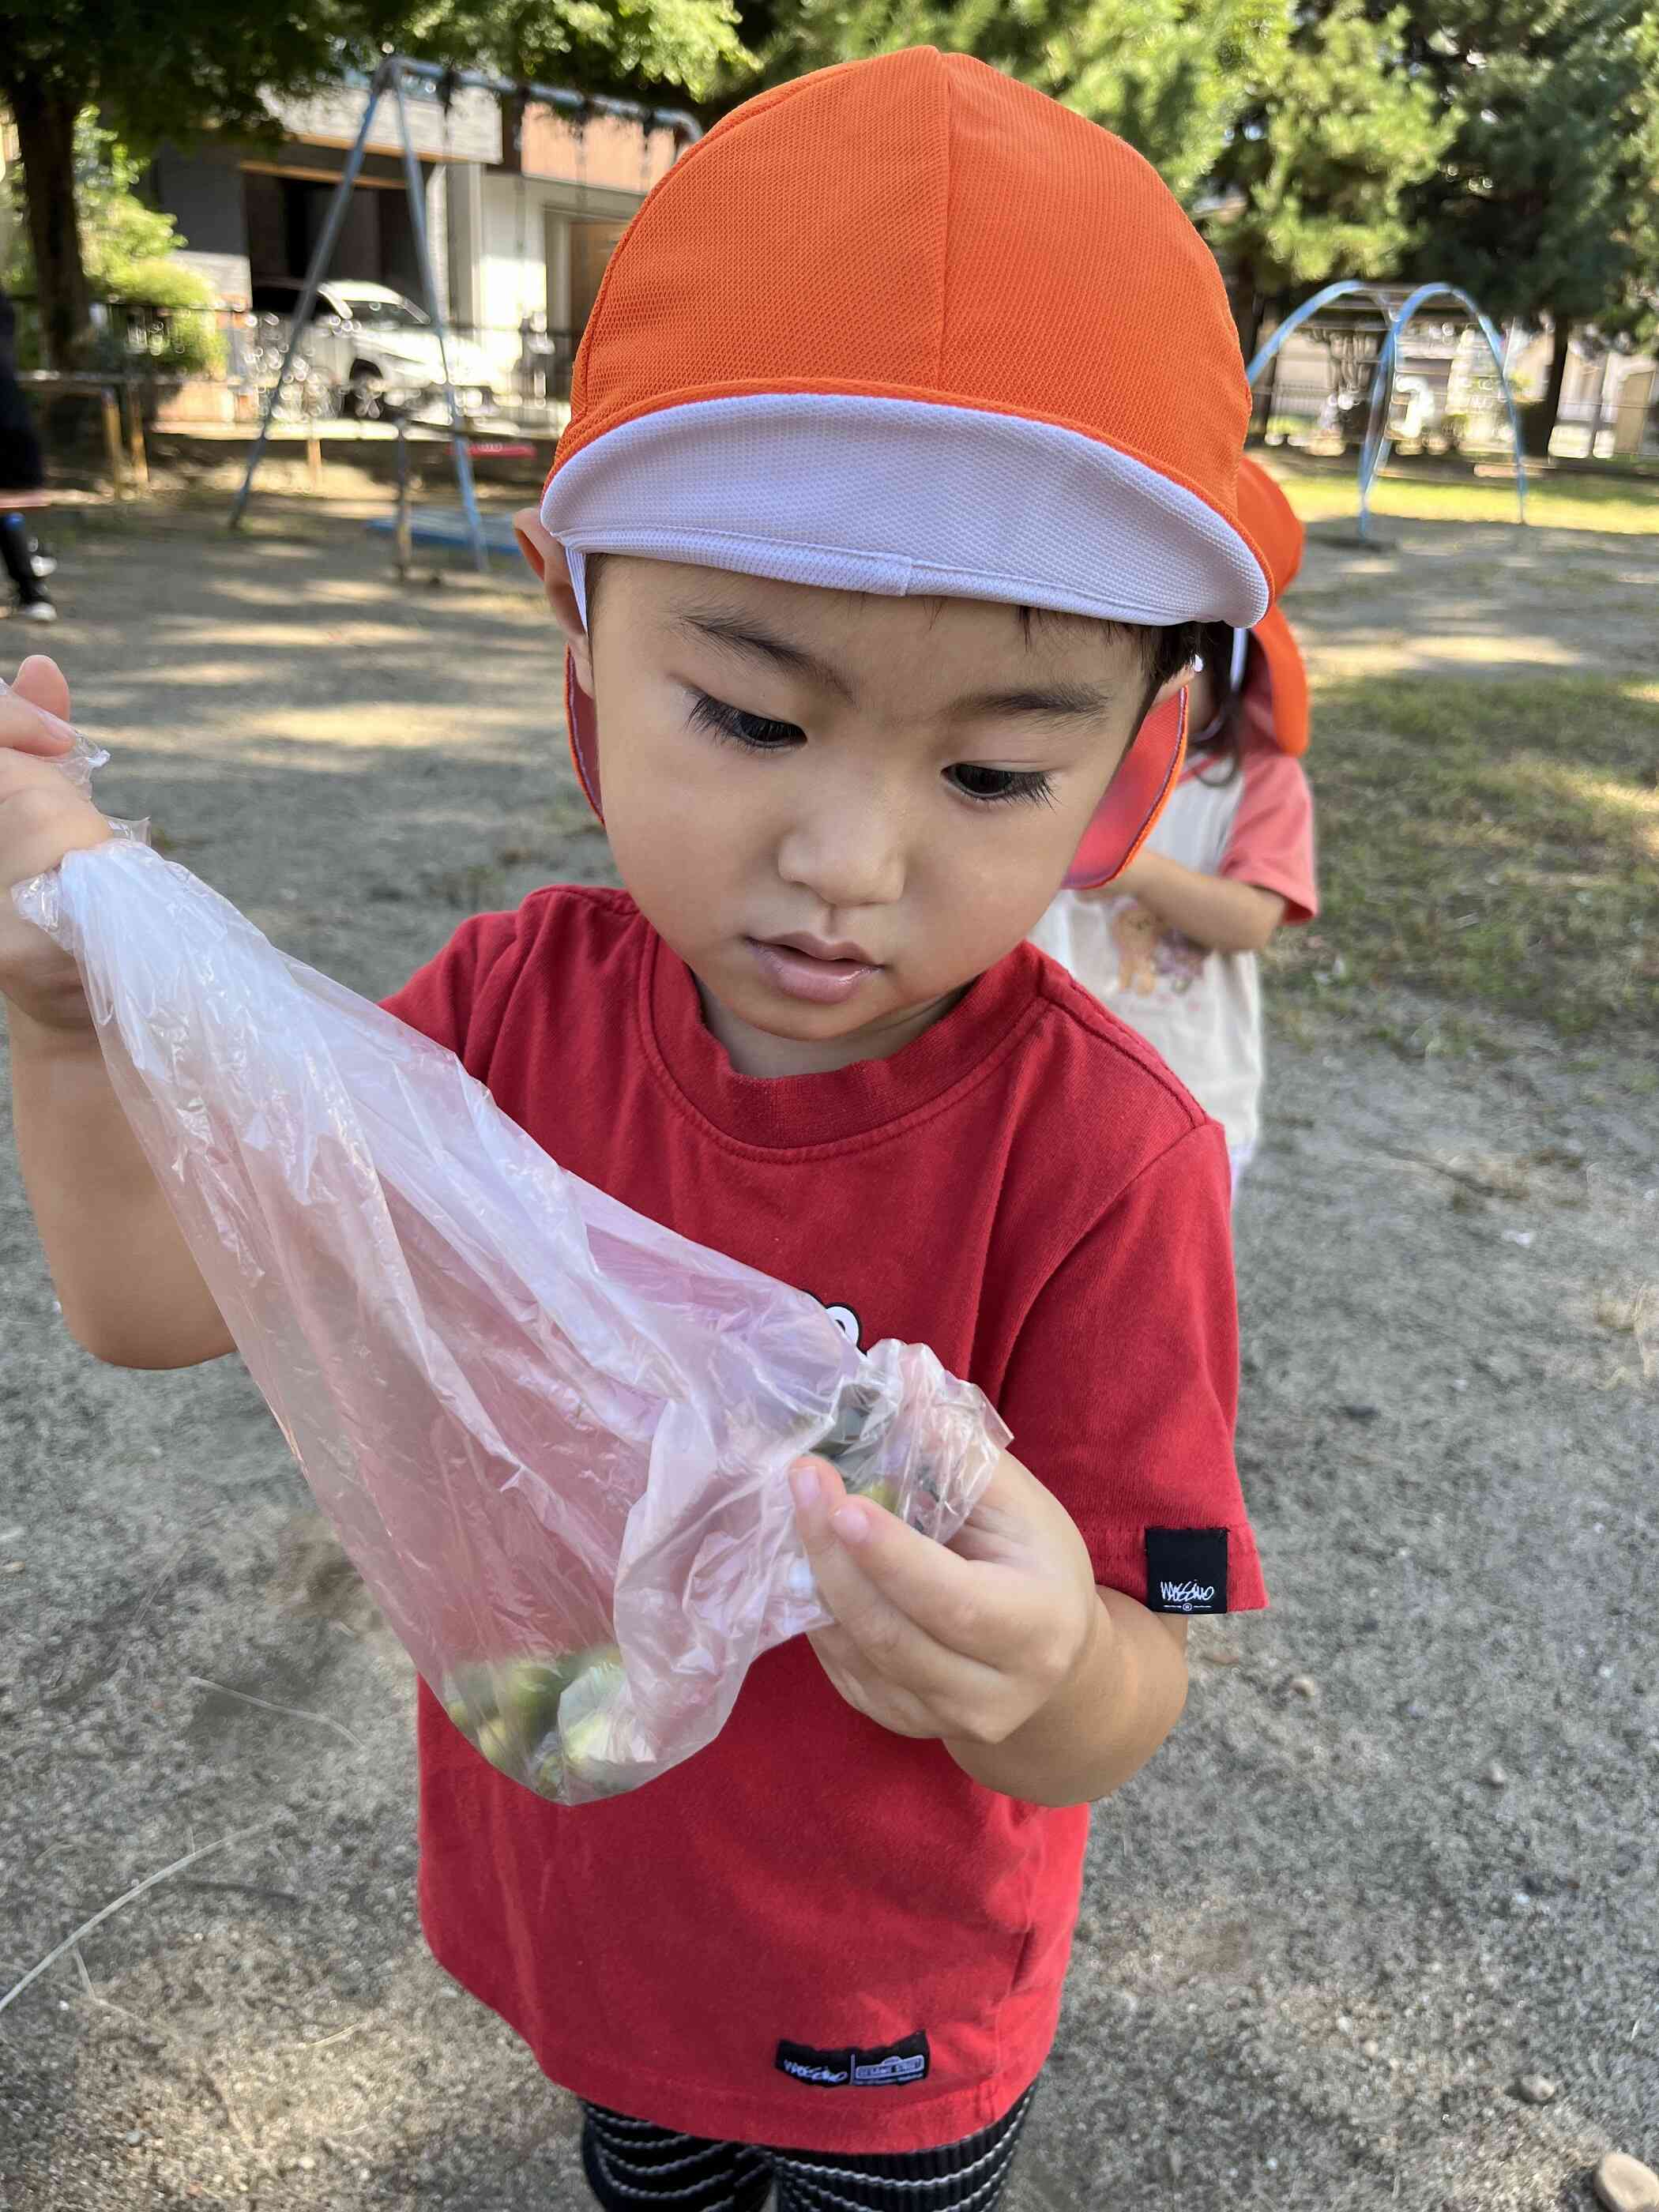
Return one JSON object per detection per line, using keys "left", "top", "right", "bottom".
{"left": 1246, "top": 280, "right": 1529, "bottom": 540}
{"left": 227, "top": 55, "right": 702, "bottom": 570}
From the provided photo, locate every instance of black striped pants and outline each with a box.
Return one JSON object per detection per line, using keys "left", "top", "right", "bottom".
{"left": 579, "top": 2082, "right": 1036, "bottom": 2212}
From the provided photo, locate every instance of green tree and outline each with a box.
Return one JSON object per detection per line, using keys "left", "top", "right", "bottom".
{"left": 1209, "top": 0, "right": 1452, "bottom": 362}
{"left": 759, "top": 0, "right": 1290, "bottom": 205}
{"left": 3, "top": 116, "right": 224, "bottom": 373}
{"left": 0, "top": 0, "right": 750, "bottom": 367}
{"left": 1403, "top": 0, "right": 1659, "bottom": 453}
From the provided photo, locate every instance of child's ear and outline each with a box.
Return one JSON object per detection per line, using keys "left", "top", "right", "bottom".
{"left": 511, "top": 508, "right": 594, "bottom": 694}
{"left": 1148, "top": 658, "right": 1198, "bottom": 709}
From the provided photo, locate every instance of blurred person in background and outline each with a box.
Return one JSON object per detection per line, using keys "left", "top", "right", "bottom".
{"left": 0, "top": 281, "right": 58, "bottom": 625}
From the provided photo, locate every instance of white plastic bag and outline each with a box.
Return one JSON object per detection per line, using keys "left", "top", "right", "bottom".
{"left": 13, "top": 727, "right": 1006, "bottom": 1804}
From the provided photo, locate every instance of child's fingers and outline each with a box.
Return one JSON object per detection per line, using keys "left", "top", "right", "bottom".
{"left": 805, "top": 1623, "right": 940, "bottom": 1739}
{"left": 806, "top": 1540, "right": 1007, "bottom": 1715}
{"left": 11, "top": 656, "right": 72, "bottom": 724}
{"left": 1, "top": 657, "right": 77, "bottom": 756}
{"left": 791, "top": 1456, "right": 1015, "bottom": 1672}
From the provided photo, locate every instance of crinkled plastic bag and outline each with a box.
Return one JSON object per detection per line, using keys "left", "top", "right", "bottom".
{"left": 13, "top": 724, "right": 1006, "bottom": 1804}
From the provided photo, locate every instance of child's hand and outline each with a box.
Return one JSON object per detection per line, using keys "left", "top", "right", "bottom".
{"left": 1108, "top": 848, "right": 1153, "bottom": 897}
{"left": 0, "top": 658, "right": 111, "bottom": 1033}
{"left": 1104, "top": 845, "right": 1285, "bottom": 954}
{"left": 790, "top": 1446, "right": 1100, "bottom": 1749}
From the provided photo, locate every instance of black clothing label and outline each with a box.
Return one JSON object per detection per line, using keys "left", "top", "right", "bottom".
{"left": 1146, "top": 1527, "right": 1228, "bottom": 1612}
{"left": 776, "top": 2030, "right": 931, "bottom": 2088}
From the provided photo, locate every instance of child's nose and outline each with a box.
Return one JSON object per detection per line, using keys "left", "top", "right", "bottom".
{"left": 776, "top": 787, "right": 906, "bottom": 911}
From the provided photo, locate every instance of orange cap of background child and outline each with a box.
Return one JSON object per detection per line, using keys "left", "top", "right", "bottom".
{"left": 1064, "top": 458, "right": 1308, "bottom": 882}
{"left": 1235, "top": 456, "right": 1309, "bottom": 757}
{"left": 536, "top": 47, "right": 1271, "bottom": 881}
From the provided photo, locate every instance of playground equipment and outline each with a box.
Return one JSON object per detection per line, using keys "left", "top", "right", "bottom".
{"left": 228, "top": 55, "right": 701, "bottom": 570}
{"left": 1247, "top": 281, "right": 1528, "bottom": 540}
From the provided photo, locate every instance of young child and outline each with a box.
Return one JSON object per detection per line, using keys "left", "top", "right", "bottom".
{"left": 0, "top": 52, "right": 1270, "bottom": 2209}
{"left": 1030, "top": 457, "right": 1318, "bottom": 1186}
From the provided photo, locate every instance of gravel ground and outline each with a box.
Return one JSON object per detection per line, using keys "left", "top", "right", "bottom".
{"left": 1, "top": 495, "right": 1655, "bottom": 2211}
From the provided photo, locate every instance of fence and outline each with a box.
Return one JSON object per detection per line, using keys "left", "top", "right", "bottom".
{"left": 6, "top": 296, "right": 583, "bottom": 427}
{"left": 11, "top": 295, "right": 1657, "bottom": 457}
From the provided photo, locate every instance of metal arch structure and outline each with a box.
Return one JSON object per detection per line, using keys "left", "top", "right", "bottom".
{"left": 228, "top": 55, "right": 702, "bottom": 569}
{"left": 1246, "top": 279, "right": 1528, "bottom": 540}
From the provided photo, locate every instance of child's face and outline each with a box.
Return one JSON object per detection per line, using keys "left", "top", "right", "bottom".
{"left": 559, "top": 554, "right": 1188, "bottom": 1073}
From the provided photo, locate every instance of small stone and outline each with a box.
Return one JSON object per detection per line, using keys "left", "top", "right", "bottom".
{"left": 1338, "top": 1402, "right": 1381, "bottom": 1422}
{"left": 1515, "top": 2075, "right": 1558, "bottom": 2105}
{"left": 1206, "top": 1646, "right": 1243, "bottom": 1667}
{"left": 1161, "top": 2146, "right": 1183, "bottom": 2182}
{"left": 297, "top": 2155, "right": 317, "bottom": 2172}
{"left": 1593, "top": 2152, "right": 1659, "bottom": 2212}
{"left": 1484, "top": 1761, "right": 1510, "bottom": 1789}
{"left": 1288, "top": 1674, "right": 1320, "bottom": 1702}
{"left": 126, "top": 2129, "right": 143, "bottom": 2145}
{"left": 2, "top": 1560, "right": 24, "bottom": 1575}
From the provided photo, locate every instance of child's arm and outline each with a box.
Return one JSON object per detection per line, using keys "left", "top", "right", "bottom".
{"left": 1110, "top": 847, "right": 1285, "bottom": 954}
{"left": 1, "top": 660, "right": 235, "bottom": 1369}
{"left": 792, "top": 1449, "right": 1188, "bottom": 1809}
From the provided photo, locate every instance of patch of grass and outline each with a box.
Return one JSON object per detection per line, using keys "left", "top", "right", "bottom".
{"left": 1595, "top": 1284, "right": 1656, "bottom": 1336}
{"left": 1261, "top": 452, "right": 1659, "bottom": 536}
{"left": 425, "top": 860, "right": 512, "bottom": 910}
{"left": 1269, "top": 673, "right": 1659, "bottom": 1040}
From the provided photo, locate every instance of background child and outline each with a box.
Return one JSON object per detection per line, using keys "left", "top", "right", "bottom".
{"left": 1030, "top": 457, "right": 1318, "bottom": 1185}
{"left": 0, "top": 283, "right": 58, "bottom": 625}
{"left": 0, "top": 51, "right": 1270, "bottom": 2210}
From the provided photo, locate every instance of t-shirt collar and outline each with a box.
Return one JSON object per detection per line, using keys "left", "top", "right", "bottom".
{"left": 641, "top": 927, "right": 1042, "bottom": 1152}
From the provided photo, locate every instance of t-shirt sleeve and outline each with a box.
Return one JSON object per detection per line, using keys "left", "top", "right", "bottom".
{"left": 380, "top": 907, "right": 522, "bottom": 1066}
{"left": 1220, "top": 748, "right": 1318, "bottom": 924}
{"left": 995, "top": 1119, "right": 1266, "bottom": 1612}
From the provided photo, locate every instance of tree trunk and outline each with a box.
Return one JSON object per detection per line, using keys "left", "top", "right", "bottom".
{"left": 9, "top": 77, "right": 92, "bottom": 369}
{"left": 1523, "top": 316, "right": 1574, "bottom": 460}
{"left": 1241, "top": 288, "right": 1268, "bottom": 376}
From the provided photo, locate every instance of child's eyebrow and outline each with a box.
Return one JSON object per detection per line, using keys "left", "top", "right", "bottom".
{"left": 673, "top": 610, "right": 1121, "bottom": 725}
{"left": 949, "top": 681, "right": 1122, "bottom": 725}
{"left": 675, "top": 609, "right": 856, "bottom": 701}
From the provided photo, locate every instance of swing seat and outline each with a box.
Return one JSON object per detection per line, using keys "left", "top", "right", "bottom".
{"left": 365, "top": 505, "right": 521, "bottom": 552}
{"left": 0, "top": 491, "right": 53, "bottom": 511}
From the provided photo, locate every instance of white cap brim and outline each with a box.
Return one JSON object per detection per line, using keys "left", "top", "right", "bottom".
{"left": 543, "top": 393, "right": 1269, "bottom": 631}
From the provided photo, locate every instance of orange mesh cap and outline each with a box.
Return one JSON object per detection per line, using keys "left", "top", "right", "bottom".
{"left": 1236, "top": 457, "right": 1304, "bottom": 599}
{"left": 1063, "top": 459, "right": 1307, "bottom": 882}
{"left": 540, "top": 47, "right": 1272, "bottom": 872}
{"left": 1235, "top": 458, "right": 1309, "bottom": 757}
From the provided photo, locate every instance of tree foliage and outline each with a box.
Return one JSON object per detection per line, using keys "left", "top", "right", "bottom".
{"left": 1209, "top": 0, "right": 1451, "bottom": 339}
{"left": 1405, "top": 0, "right": 1659, "bottom": 338}
{"left": 1398, "top": 0, "right": 1659, "bottom": 446}
{"left": 0, "top": 0, "right": 751, "bottom": 363}
{"left": 759, "top": 0, "right": 1289, "bottom": 203}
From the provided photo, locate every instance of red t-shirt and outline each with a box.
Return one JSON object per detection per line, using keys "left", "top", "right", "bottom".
{"left": 383, "top": 886, "right": 1265, "bottom": 2154}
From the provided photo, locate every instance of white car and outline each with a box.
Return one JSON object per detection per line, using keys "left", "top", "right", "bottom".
{"left": 249, "top": 279, "right": 495, "bottom": 419}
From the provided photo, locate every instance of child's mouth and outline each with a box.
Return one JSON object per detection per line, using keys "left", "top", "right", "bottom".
{"left": 747, "top": 935, "right": 882, "bottom": 1006}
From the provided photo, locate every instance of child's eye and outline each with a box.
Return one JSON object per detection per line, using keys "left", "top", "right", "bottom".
{"left": 689, "top": 693, "right": 804, "bottom": 752}
{"left": 946, "top": 763, "right": 1055, "bottom": 807}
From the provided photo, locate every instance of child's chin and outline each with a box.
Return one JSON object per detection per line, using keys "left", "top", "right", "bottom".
{"left": 739, "top": 986, "right": 883, "bottom": 1041}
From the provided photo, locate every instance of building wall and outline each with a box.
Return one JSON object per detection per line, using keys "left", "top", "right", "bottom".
{"left": 270, "top": 81, "right": 500, "bottom": 166}
{"left": 472, "top": 170, "right": 646, "bottom": 381}
{"left": 520, "top": 107, "right": 679, "bottom": 196}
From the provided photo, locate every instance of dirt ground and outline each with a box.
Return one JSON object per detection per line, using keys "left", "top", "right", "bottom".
{"left": 1, "top": 491, "right": 1656, "bottom": 2212}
